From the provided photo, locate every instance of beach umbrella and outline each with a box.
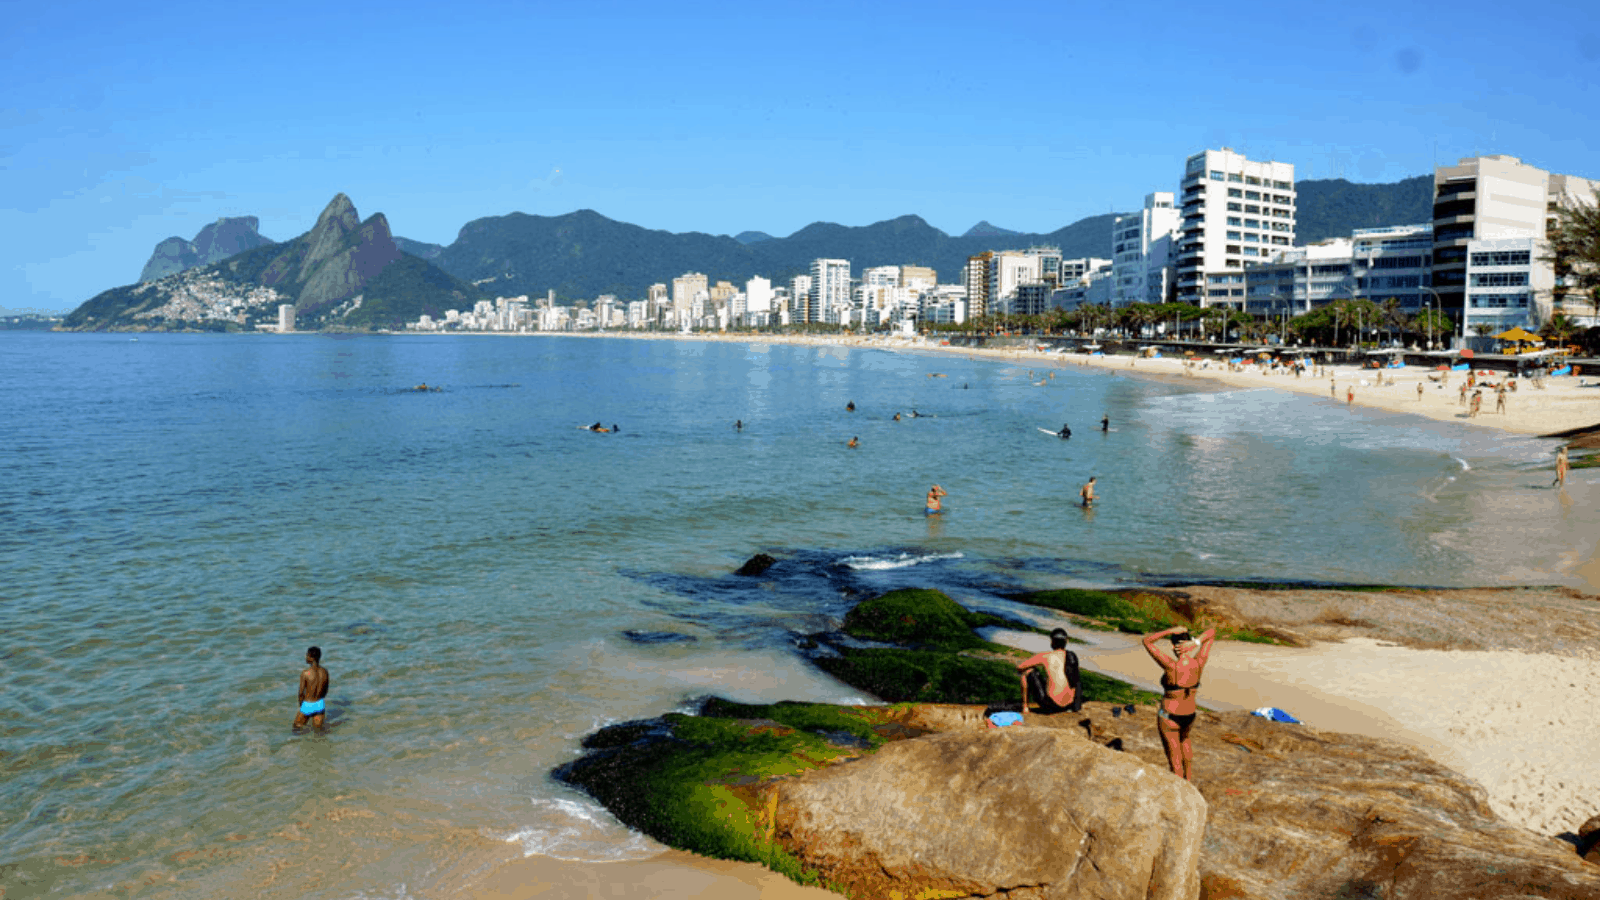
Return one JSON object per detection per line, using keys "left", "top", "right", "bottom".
{"left": 1494, "top": 326, "right": 1542, "bottom": 342}
{"left": 1460, "top": 348, "right": 1474, "bottom": 359}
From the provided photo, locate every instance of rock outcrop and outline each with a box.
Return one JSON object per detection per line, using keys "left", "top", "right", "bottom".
{"left": 772, "top": 727, "right": 1206, "bottom": 900}
{"left": 139, "top": 216, "right": 274, "bottom": 282}
{"left": 734, "top": 553, "right": 777, "bottom": 577}
{"left": 259, "top": 194, "right": 403, "bottom": 318}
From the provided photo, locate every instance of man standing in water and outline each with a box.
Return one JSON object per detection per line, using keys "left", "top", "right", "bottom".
{"left": 1079, "top": 476, "right": 1097, "bottom": 508}
{"left": 925, "top": 484, "right": 947, "bottom": 515}
{"left": 294, "top": 646, "right": 329, "bottom": 731}
{"left": 1142, "top": 626, "right": 1215, "bottom": 780}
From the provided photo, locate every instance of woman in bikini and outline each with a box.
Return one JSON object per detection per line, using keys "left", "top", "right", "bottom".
{"left": 1142, "top": 624, "right": 1215, "bottom": 780}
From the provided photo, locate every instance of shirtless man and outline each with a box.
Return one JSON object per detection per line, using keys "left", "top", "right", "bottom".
{"left": 1142, "top": 626, "right": 1215, "bottom": 779}
{"left": 1079, "top": 476, "right": 1097, "bottom": 508}
{"left": 1017, "top": 628, "right": 1080, "bottom": 715}
{"left": 1555, "top": 445, "right": 1570, "bottom": 487}
{"left": 925, "top": 484, "right": 947, "bottom": 515}
{"left": 294, "top": 646, "right": 330, "bottom": 731}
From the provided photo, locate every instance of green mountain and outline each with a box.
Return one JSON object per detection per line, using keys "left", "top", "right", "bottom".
{"left": 1294, "top": 175, "right": 1434, "bottom": 243}
{"left": 433, "top": 210, "right": 1125, "bottom": 302}
{"left": 67, "top": 195, "right": 481, "bottom": 331}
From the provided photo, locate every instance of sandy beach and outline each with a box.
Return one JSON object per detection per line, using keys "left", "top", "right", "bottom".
{"left": 589, "top": 329, "right": 1600, "bottom": 438}
{"left": 466, "top": 331, "right": 1599, "bottom": 898}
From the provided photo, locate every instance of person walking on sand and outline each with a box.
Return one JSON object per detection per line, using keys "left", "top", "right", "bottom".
{"left": 925, "top": 484, "right": 947, "bottom": 515}
{"left": 294, "top": 646, "right": 330, "bottom": 731}
{"left": 1079, "top": 476, "right": 1097, "bottom": 508}
{"left": 1142, "top": 626, "right": 1215, "bottom": 780}
{"left": 1555, "top": 445, "right": 1570, "bottom": 487}
{"left": 1459, "top": 382, "right": 1469, "bottom": 407}
{"left": 1017, "top": 628, "right": 1081, "bottom": 715}
{"left": 1346, "top": 385, "right": 1354, "bottom": 407}
{"left": 1496, "top": 387, "right": 1507, "bottom": 414}
{"left": 1417, "top": 381, "right": 1425, "bottom": 402}
{"left": 1470, "top": 390, "right": 1483, "bottom": 417}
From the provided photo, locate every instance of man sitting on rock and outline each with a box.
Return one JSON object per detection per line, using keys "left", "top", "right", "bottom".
{"left": 1017, "top": 628, "right": 1081, "bottom": 715}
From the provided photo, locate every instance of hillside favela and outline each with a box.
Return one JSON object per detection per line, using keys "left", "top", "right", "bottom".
{"left": 16, "top": 138, "right": 1600, "bottom": 900}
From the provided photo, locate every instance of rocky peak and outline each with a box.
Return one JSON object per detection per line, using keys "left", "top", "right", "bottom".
{"left": 304, "top": 194, "right": 362, "bottom": 268}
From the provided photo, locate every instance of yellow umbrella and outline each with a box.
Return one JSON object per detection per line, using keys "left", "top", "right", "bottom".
{"left": 1494, "top": 326, "right": 1543, "bottom": 343}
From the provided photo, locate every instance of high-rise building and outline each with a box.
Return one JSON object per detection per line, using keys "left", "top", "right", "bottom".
{"left": 901, "top": 266, "right": 937, "bottom": 290}
{"left": 745, "top": 276, "right": 773, "bottom": 315}
{"left": 789, "top": 275, "right": 812, "bottom": 322}
{"left": 1175, "top": 149, "right": 1296, "bottom": 307}
{"left": 278, "top": 304, "right": 295, "bottom": 333}
{"left": 809, "top": 259, "right": 850, "bottom": 324}
{"left": 672, "top": 273, "right": 707, "bottom": 323}
{"left": 963, "top": 253, "right": 993, "bottom": 319}
{"left": 1431, "top": 155, "right": 1600, "bottom": 334}
{"left": 1111, "top": 192, "right": 1179, "bottom": 307}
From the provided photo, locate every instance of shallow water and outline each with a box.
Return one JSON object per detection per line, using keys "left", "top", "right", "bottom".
{"left": 0, "top": 332, "right": 1591, "bottom": 898}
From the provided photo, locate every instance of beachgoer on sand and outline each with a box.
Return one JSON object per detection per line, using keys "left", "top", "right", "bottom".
{"left": 1417, "top": 382, "right": 1424, "bottom": 402}
{"left": 294, "top": 646, "right": 330, "bottom": 731}
{"left": 1142, "top": 626, "right": 1215, "bottom": 780}
{"left": 1496, "top": 387, "right": 1507, "bottom": 414}
{"left": 1017, "top": 628, "right": 1081, "bottom": 715}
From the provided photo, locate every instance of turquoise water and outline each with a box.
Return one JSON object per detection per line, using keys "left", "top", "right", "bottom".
{"left": 0, "top": 332, "right": 1591, "bottom": 899}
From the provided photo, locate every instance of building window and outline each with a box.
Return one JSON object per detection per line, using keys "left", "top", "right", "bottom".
{"left": 1245, "top": 205, "right": 1260, "bottom": 214}
{"left": 1226, "top": 245, "right": 1241, "bottom": 255}
{"left": 1227, "top": 217, "right": 1242, "bottom": 226}
{"left": 1228, "top": 188, "right": 1243, "bottom": 198}
{"left": 1227, "top": 202, "right": 1242, "bottom": 212}
{"left": 1210, "top": 170, "right": 1223, "bottom": 180}
{"left": 1245, "top": 175, "right": 1261, "bottom": 186}
{"left": 1227, "top": 230, "right": 1241, "bottom": 239}
{"left": 1274, "top": 180, "right": 1291, "bottom": 190}
{"left": 1244, "top": 219, "right": 1260, "bottom": 229}
{"left": 1228, "top": 173, "right": 1243, "bottom": 183}
{"left": 1469, "top": 250, "right": 1531, "bottom": 267}
{"left": 1470, "top": 271, "right": 1530, "bottom": 287}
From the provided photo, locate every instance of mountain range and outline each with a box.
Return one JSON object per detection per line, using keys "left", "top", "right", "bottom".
{"left": 67, "top": 195, "right": 480, "bottom": 330}
{"left": 75, "top": 176, "right": 1436, "bottom": 329}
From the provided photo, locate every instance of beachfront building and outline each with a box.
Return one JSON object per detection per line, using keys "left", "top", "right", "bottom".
{"left": 789, "top": 275, "right": 812, "bottom": 323}
{"left": 745, "top": 276, "right": 774, "bottom": 317}
{"left": 1111, "top": 192, "right": 1179, "bottom": 307}
{"left": 627, "top": 300, "right": 649, "bottom": 328}
{"left": 1175, "top": 148, "right": 1297, "bottom": 308}
{"left": 671, "top": 273, "right": 707, "bottom": 328}
{"left": 1432, "top": 155, "right": 1600, "bottom": 335}
{"left": 963, "top": 253, "right": 992, "bottom": 319}
{"left": 809, "top": 258, "right": 851, "bottom": 325}
{"left": 277, "top": 303, "right": 295, "bottom": 333}
{"left": 1047, "top": 264, "right": 1114, "bottom": 312}
{"left": 901, "top": 265, "right": 937, "bottom": 291}
{"left": 920, "top": 285, "right": 969, "bottom": 325}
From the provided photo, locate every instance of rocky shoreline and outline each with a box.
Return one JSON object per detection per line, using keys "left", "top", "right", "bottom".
{"left": 552, "top": 582, "right": 1600, "bottom": 899}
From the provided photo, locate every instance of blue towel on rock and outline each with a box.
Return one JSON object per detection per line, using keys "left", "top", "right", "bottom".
{"left": 1251, "top": 706, "right": 1301, "bottom": 724}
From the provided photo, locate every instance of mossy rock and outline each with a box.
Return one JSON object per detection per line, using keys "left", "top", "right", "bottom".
{"left": 1011, "top": 588, "right": 1184, "bottom": 634}
{"left": 841, "top": 587, "right": 1017, "bottom": 651}
{"left": 815, "top": 649, "right": 1019, "bottom": 704}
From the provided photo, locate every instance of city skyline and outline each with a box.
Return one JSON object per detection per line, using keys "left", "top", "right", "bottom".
{"left": 6, "top": 0, "right": 1599, "bottom": 312}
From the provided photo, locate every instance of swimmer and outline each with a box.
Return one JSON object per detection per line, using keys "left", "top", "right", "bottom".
{"left": 588, "top": 422, "right": 610, "bottom": 433}
{"left": 1058, "top": 424, "right": 1072, "bottom": 439}
{"left": 925, "top": 483, "right": 947, "bottom": 515}
{"left": 1078, "top": 476, "right": 1097, "bottom": 508}
{"left": 293, "top": 646, "right": 330, "bottom": 731}
{"left": 735, "top": 420, "right": 743, "bottom": 431}
{"left": 846, "top": 401, "right": 856, "bottom": 412}
{"left": 893, "top": 412, "right": 901, "bottom": 422}
{"left": 847, "top": 436, "right": 859, "bottom": 448}
{"left": 1100, "top": 414, "right": 1109, "bottom": 432}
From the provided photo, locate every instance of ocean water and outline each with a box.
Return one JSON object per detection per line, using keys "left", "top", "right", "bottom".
{"left": 1, "top": 331, "right": 1592, "bottom": 899}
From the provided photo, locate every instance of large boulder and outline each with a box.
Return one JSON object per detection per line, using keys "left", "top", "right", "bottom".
{"left": 771, "top": 727, "right": 1206, "bottom": 900}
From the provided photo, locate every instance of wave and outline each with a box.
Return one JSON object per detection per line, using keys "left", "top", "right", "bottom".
{"left": 501, "top": 796, "right": 660, "bottom": 861}
{"left": 835, "top": 550, "right": 964, "bottom": 570}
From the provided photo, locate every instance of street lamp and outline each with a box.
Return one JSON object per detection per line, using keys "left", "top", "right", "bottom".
{"left": 1419, "top": 286, "right": 1444, "bottom": 351}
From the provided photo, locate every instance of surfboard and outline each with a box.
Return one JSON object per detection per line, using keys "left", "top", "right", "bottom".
{"left": 1038, "top": 427, "right": 1067, "bottom": 437}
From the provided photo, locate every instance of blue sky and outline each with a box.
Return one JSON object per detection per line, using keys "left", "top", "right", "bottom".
{"left": 5, "top": 0, "right": 1598, "bottom": 312}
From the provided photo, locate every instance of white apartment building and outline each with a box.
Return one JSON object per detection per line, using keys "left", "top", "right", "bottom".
{"left": 277, "top": 303, "right": 295, "bottom": 332}
{"left": 962, "top": 253, "right": 991, "bottom": 319}
{"left": 1432, "top": 155, "right": 1600, "bottom": 334}
{"left": 745, "top": 276, "right": 774, "bottom": 315}
{"left": 627, "top": 300, "right": 649, "bottom": 328}
{"left": 790, "top": 275, "right": 813, "bottom": 322}
{"left": 1176, "top": 149, "right": 1297, "bottom": 306}
{"left": 809, "top": 259, "right": 850, "bottom": 325}
{"left": 1110, "top": 192, "right": 1179, "bottom": 307}
{"left": 990, "top": 251, "right": 1040, "bottom": 315}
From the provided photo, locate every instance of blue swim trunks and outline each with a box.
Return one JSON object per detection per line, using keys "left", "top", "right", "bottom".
{"left": 925, "top": 507, "right": 941, "bottom": 515}
{"left": 300, "top": 699, "right": 326, "bottom": 716}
